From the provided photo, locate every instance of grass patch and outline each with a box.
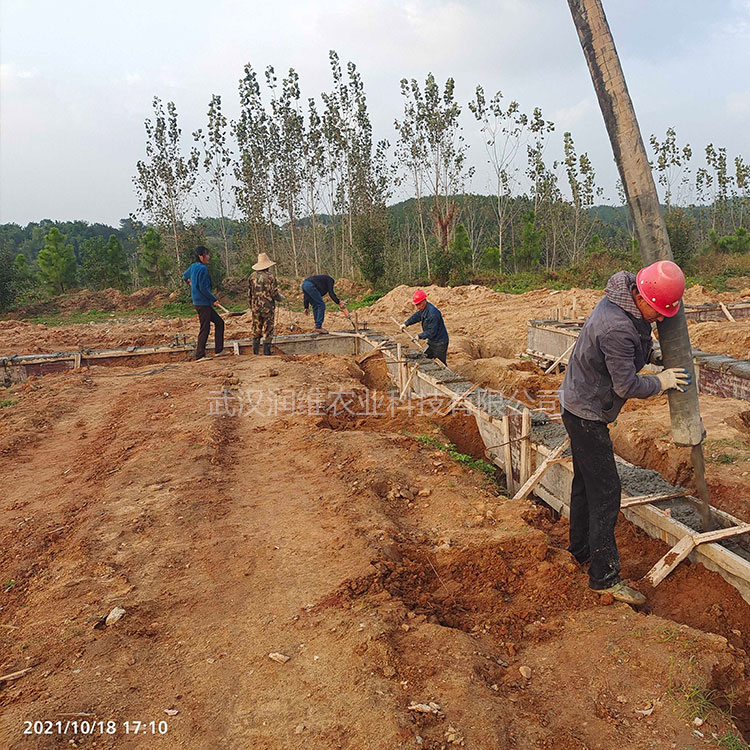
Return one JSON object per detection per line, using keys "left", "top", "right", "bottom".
{"left": 348, "top": 291, "right": 386, "bottom": 310}
{"left": 0, "top": 399, "right": 18, "bottom": 408}
{"left": 3, "top": 580, "right": 16, "bottom": 592}
{"left": 415, "top": 434, "right": 497, "bottom": 477}
{"left": 26, "top": 301, "right": 205, "bottom": 326}
{"left": 717, "top": 730, "right": 750, "bottom": 750}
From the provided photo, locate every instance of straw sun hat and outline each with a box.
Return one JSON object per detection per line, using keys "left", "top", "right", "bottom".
{"left": 252, "top": 252, "right": 276, "bottom": 271}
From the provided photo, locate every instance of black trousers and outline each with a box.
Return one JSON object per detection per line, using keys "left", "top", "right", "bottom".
{"left": 561, "top": 409, "right": 621, "bottom": 590}
{"left": 195, "top": 305, "right": 225, "bottom": 359}
{"left": 424, "top": 340, "right": 448, "bottom": 365}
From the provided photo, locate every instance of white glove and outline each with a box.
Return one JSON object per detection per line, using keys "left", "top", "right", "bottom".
{"left": 400, "top": 323, "right": 407, "bottom": 332}
{"left": 657, "top": 367, "right": 691, "bottom": 393}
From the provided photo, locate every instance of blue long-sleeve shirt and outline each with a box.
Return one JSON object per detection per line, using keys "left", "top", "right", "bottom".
{"left": 182, "top": 262, "right": 217, "bottom": 306}
{"left": 404, "top": 302, "right": 449, "bottom": 344}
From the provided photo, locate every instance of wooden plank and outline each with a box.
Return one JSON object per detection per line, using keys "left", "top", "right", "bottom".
{"left": 356, "top": 341, "right": 386, "bottom": 364}
{"left": 544, "top": 341, "right": 576, "bottom": 374}
{"left": 620, "top": 491, "right": 687, "bottom": 509}
{"left": 643, "top": 534, "right": 696, "bottom": 587}
{"left": 720, "top": 302, "right": 736, "bottom": 323}
{"left": 0, "top": 667, "right": 32, "bottom": 682}
{"left": 438, "top": 383, "right": 479, "bottom": 417}
{"left": 233, "top": 341, "right": 240, "bottom": 356}
{"left": 645, "top": 523, "right": 750, "bottom": 587}
{"left": 512, "top": 439, "right": 570, "bottom": 501}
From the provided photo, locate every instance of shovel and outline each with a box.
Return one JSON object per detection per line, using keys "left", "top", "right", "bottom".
{"left": 216, "top": 303, "right": 247, "bottom": 318}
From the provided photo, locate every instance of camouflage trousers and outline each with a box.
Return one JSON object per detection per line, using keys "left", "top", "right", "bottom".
{"left": 252, "top": 307, "right": 275, "bottom": 340}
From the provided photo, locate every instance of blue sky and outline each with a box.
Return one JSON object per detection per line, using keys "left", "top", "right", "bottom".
{"left": 1, "top": 0, "right": 748, "bottom": 225}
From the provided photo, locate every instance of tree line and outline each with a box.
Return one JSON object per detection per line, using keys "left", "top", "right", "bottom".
{"left": 1, "top": 50, "right": 748, "bottom": 310}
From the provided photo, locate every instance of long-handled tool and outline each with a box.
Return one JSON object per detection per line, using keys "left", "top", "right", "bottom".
{"left": 216, "top": 302, "right": 246, "bottom": 318}
{"left": 390, "top": 316, "right": 424, "bottom": 350}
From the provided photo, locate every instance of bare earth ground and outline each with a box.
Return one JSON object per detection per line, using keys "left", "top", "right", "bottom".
{"left": 1, "top": 352, "right": 750, "bottom": 749}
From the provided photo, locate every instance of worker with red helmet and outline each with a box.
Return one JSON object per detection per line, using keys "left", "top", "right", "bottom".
{"left": 558, "top": 260, "right": 691, "bottom": 606}
{"left": 400, "top": 289, "right": 450, "bottom": 364}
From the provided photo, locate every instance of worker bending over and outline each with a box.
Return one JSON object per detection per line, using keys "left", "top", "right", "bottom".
{"left": 301, "top": 274, "right": 348, "bottom": 334}
{"left": 182, "top": 246, "right": 227, "bottom": 361}
{"left": 400, "top": 289, "right": 449, "bottom": 364}
{"left": 248, "top": 252, "right": 284, "bottom": 355}
{"left": 558, "top": 260, "right": 690, "bottom": 605}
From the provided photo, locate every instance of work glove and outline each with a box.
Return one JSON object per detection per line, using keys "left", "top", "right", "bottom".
{"left": 340, "top": 304, "right": 350, "bottom": 319}
{"left": 656, "top": 367, "right": 691, "bottom": 393}
{"left": 304, "top": 308, "right": 309, "bottom": 316}
{"left": 400, "top": 323, "right": 407, "bottom": 332}
{"left": 649, "top": 347, "right": 663, "bottom": 367}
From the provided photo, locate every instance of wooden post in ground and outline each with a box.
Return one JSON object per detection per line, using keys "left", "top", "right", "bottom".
{"left": 396, "top": 342, "right": 404, "bottom": 392}
{"left": 502, "top": 415, "right": 515, "bottom": 495}
{"left": 520, "top": 408, "right": 532, "bottom": 486}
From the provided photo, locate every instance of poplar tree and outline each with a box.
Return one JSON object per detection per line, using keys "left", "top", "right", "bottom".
{"left": 194, "top": 94, "right": 233, "bottom": 273}
{"left": 134, "top": 97, "right": 199, "bottom": 270}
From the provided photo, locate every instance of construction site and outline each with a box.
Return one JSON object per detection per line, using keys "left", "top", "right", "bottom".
{"left": 2, "top": 0, "right": 750, "bottom": 748}
{"left": 1, "top": 276, "right": 750, "bottom": 749}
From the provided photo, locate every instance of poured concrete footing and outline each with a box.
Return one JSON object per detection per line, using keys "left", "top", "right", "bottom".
{"left": 356, "top": 331, "right": 750, "bottom": 606}
{"left": 527, "top": 319, "right": 750, "bottom": 402}
{"left": 0, "top": 331, "right": 362, "bottom": 386}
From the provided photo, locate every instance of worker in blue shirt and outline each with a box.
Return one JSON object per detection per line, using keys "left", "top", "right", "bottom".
{"left": 182, "top": 246, "right": 227, "bottom": 361}
{"left": 400, "top": 289, "right": 449, "bottom": 364}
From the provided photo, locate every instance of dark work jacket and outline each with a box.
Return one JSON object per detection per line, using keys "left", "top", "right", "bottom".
{"left": 302, "top": 274, "right": 340, "bottom": 308}
{"left": 558, "top": 297, "right": 660, "bottom": 423}
{"left": 405, "top": 302, "right": 449, "bottom": 344}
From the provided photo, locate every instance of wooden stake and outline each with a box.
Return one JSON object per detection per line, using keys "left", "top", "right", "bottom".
{"left": 400, "top": 365, "right": 418, "bottom": 400}
{"left": 644, "top": 523, "right": 750, "bottom": 587}
{"left": 520, "top": 408, "right": 532, "bottom": 486}
{"left": 512, "top": 439, "right": 571, "bottom": 501}
{"left": 233, "top": 341, "right": 240, "bottom": 356}
{"left": 502, "top": 415, "right": 515, "bottom": 494}
{"left": 396, "top": 342, "right": 404, "bottom": 391}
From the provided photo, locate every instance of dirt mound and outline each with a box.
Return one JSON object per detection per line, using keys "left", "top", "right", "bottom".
{"left": 368, "top": 284, "right": 602, "bottom": 358}
{"left": 688, "top": 320, "right": 750, "bottom": 359}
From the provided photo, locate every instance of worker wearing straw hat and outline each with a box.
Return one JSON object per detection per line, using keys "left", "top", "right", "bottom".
{"left": 248, "top": 252, "right": 285, "bottom": 355}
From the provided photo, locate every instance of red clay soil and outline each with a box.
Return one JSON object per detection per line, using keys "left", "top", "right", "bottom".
{"left": 1, "top": 352, "right": 749, "bottom": 748}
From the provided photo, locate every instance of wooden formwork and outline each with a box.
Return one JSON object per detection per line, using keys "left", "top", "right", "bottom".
{"left": 527, "top": 319, "right": 750, "bottom": 402}
{"left": 0, "top": 332, "right": 361, "bottom": 386}
{"left": 357, "top": 331, "right": 750, "bottom": 605}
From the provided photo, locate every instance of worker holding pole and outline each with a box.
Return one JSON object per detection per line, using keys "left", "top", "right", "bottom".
{"left": 400, "top": 290, "right": 450, "bottom": 365}
{"left": 182, "top": 246, "right": 228, "bottom": 361}
{"left": 248, "top": 252, "right": 285, "bottom": 356}
{"left": 558, "top": 261, "right": 690, "bottom": 605}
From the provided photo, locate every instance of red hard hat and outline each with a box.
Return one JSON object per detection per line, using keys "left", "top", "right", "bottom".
{"left": 412, "top": 289, "right": 427, "bottom": 305}
{"left": 635, "top": 260, "right": 685, "bottom": 317}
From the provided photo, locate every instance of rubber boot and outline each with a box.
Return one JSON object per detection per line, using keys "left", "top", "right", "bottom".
{"left": 263, "top": 341, "right": 272, "bottom": 356}
{"left": 252, "top": 337, "right": 260, "bottom": 355}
